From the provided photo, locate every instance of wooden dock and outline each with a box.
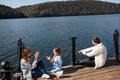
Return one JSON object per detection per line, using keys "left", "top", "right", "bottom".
{"left": 37, "top": 58, "right": 120, "bottom": 80}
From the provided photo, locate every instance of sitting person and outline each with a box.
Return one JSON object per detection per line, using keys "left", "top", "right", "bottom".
{"left": 45, "top": 48, "right": 63, "bottom": 78}
{"left": 78, "top": 37, "right": 107, "bottom": 69}
{"left": 21, "top": 47, "right": 63, "bottom": 79}
{"left": 20, "top": 48, "right": 49, "bottom": 80}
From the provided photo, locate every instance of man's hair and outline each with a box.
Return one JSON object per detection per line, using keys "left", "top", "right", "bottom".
{"left": 92, "top": 37, "right": 101, "bottom": 44}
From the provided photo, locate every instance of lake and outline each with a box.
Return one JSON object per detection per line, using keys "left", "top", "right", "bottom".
{"left": 0, "top": 14, "right": 120, "bottom": 68}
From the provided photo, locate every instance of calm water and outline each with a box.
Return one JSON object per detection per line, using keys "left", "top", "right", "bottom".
{"left": 0, "top": 14, "right": 120, "bottom": 68}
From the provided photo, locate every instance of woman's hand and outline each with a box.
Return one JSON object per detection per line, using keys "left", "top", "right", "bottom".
{"left": 34, "top": 51, "right": 39, "bottom": 61}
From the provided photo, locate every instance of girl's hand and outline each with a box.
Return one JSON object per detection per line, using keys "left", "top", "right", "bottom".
{"left": 34, "top": 51, "right": 39, "bottom": 61}
{"left": 46, "top": 55, "right": 51, "bottom": 61}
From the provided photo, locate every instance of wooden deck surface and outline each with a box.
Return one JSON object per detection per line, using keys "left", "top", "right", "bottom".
{"left": 37, "top": 58, "right": 120, "bottom": 80}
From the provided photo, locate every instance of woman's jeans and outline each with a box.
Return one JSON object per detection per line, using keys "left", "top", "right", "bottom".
{"left": 32, "top": 60, "right": 47, "bottom": 78}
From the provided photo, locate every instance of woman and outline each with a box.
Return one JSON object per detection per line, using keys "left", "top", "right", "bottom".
{"left": 20, "top": 48, "right": 49, "bottom": 80}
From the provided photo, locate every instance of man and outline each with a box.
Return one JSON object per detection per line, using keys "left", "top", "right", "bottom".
{"left": 78, "top": 37, "right": 107, "bottom": 69}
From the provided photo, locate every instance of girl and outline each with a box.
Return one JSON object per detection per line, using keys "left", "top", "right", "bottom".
{"left": 46, "top": 48, "right": 63, "bottom": 78}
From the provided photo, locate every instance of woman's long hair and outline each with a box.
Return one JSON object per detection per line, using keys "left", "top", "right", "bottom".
{"left": 22, "top": 48, "right": 30, "bottom": 62}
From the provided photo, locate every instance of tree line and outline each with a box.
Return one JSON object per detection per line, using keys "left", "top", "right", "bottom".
{"left": 0, "top": 0, "right": 120, "bottom": 19}
{"left": 0, "top": 5, "right": 26, "bottom": 19}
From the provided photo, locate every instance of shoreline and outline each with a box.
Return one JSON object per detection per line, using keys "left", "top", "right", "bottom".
{"left": 0, "top": 13, "right": 120, "bottom": 20}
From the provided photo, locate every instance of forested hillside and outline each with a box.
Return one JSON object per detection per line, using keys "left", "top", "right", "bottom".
{"left": 16, "top": 0, "right": 120, "bottom": 17}
{"left": 0, "top": 5, "right": 26, "bottom": 19}
{"left": 0, "top": 0, "right": 120, "bottom": 19}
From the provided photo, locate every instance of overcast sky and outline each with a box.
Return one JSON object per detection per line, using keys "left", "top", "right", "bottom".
{"left": 0, "top": 0, "right": 120, "bottom": 8}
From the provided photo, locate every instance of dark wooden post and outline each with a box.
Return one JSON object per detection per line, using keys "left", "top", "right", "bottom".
{"left": 113, "top": 30, "right": 119, "bottom": 61}
{"left": 16, "top": 38, "right": 25, "bottom": 72}
{"left": 71, "top": 37, "right": 76, "bottom": 66}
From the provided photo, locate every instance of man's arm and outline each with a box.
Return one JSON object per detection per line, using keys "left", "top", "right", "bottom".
{"left": 79, "top": 46, "right": 100, "bottom": 57}
{"left": 78, "top": 46, "right": 94, "bottom": 54}
{"left": 82, "top": 49, "right": 98, "bottom": 57}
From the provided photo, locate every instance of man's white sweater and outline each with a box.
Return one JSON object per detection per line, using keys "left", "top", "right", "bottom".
{"left": 81, "top": 43, "right": 107, "bottom": 69}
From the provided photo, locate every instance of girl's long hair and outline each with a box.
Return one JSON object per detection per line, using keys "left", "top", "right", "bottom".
{"left": 22, "top": 48, "right": 30, "bottom": 62}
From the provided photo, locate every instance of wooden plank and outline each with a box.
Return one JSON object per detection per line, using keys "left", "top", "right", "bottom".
{"left": 36, "top": 58, "right": 120, "bottom": 80}
{"left": 77, "top": 69, "right": 120, "bottom": 80}
{"left": 62, "top": 65, "right": 120, "bottom": 77}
